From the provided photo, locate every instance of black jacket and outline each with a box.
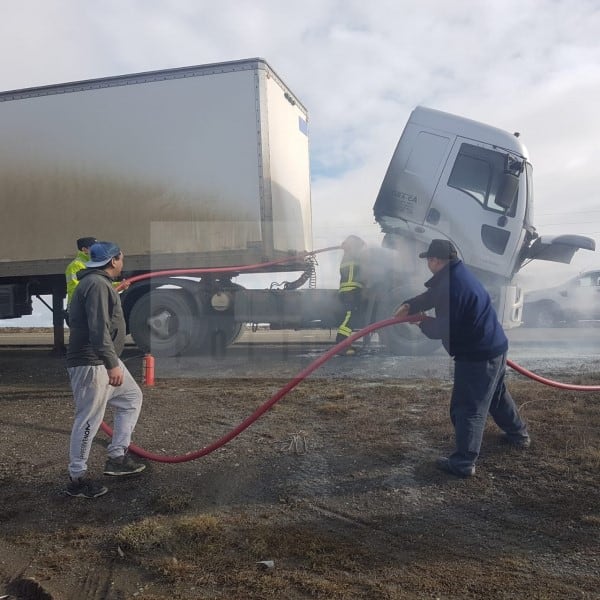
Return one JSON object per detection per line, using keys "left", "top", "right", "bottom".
{"left": 66, "top": 268, "right": 126, "bottom": 369}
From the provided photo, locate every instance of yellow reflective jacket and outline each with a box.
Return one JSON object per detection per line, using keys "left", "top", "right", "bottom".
{"left": 65, "top": 251, "right": 89, "bottom": 305}
{"left": 339, "top": 257, "right": 364, "bottom": 293}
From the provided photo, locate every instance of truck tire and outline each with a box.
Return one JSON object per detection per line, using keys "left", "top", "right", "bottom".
{"left": 216, "top": 318, "right": 243, "bottom": 345}
{"left": 185, "top": 282, "right": 244, "bottom": 354}
{"left": 190, "top": 315, "right": 243, "bottom": 354}
{"left": 374, "top": 287, "right": 441, "bottom": 356}
{"left": 129, "top": 290, "right": 204, "bottom": 357}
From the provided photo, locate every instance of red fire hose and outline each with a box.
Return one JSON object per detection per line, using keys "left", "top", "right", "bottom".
{"left": 100, "top": 313, "right": 600, "bottom": 464}
{"left": 101, "top": 250, "right": 600, "bottom": 463}
{"left": 115, "top": 245, "right": 341, "bottom": 290}
{"left": 100, "top": 315, "right": 423, "bottom": 463}
{"left": 506, "top": 359, "right": 600, "bottom": 391}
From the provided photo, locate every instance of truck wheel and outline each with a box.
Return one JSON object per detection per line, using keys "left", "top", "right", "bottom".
{"left": 129, "top": 290, "right": 204, "bottom": 356}
{"left": 374, "top": 288, "right": 441, "bottom": 356}
{"left": 190, "top": 316, "right": 243, "bottom": 354}
{"left": 189, "top": 283, "right": 244, "bottom": 353}
{"left": 216, "top": 317, "right": 243, "bottom": 345}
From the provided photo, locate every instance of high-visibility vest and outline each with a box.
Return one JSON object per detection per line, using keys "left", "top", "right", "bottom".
{"left": 65, "top": 251, "right": 89, "bottom": 304}
{"left": 339, "top": 259, "right": 364, "bottom": 293}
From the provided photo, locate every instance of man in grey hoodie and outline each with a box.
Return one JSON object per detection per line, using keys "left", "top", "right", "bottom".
{"left": 65, "top": 241, "right": 145, "bottom": 498}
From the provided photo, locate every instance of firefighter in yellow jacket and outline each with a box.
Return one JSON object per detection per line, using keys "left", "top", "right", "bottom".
{"left": 336, "top": 235, "right": 367, "bottom": 355}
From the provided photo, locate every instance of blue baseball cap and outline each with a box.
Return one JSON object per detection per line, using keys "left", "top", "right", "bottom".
{"left": 85, "top": 241, "right": 121, "bottom": 268}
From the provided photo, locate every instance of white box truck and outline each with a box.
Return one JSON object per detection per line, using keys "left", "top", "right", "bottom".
{"left": 0, "top": 58, "right": 594, "bottom": 355}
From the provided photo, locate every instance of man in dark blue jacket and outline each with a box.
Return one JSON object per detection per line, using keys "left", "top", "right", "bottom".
{"left": 395, "top": 239, "right": 530, "bottom": 477}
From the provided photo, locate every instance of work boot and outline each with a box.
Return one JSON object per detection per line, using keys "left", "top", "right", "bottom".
{"left": 104, "top": 453, "right": 146, "bottom": 476}
{"left": 502, "top": 433, "right": 531, "bottom": 449}
{"left": 436, "top": 457, "right": 475, "bottom": 478}
{"left": 338, "top": 346, "right": 357, "bottom": 356}
{"left": 66, "top": 474, "right": 108, "bottom": 499}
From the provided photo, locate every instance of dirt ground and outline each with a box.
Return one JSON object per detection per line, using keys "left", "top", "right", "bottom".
{"left": 0, "top": 344, "right": 599, "bottom": 600}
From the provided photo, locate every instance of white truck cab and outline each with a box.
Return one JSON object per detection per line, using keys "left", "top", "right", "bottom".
{"left": 373, "top": 106, "right": 595, "bottom": 328}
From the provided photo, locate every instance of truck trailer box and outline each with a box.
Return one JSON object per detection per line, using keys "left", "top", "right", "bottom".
{"left": 2, "top": 59, "right": 594, "bottom": 356}
{"left": 0, "top": 58, "right": 311, "bottom": 277}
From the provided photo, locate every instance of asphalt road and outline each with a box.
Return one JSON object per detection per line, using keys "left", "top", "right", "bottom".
{"left": 2, "top": 327, "right": 596, "bottom": 381}
{"left": 0, "top": 325, "right": 598, "bottom": 347}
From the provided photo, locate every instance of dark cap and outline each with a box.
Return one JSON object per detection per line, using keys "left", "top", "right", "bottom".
{"left": 77, "top": 237, "right": 97, "bottom": 250}
{"left": 85, "top": 241, "right": 121, "bottom": 268}
{"left": 418, "top": 239, "right": 458, "bottom": 260}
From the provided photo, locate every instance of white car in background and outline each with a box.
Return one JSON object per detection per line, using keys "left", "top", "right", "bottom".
{"left": 522, "top": 270, "right": 600, "bottom": 327}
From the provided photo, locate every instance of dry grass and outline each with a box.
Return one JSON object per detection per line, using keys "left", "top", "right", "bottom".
{"left": 150, "top": 490, "right": 195, "bottom": 515}
{"left": 109, "top": 378, "right": 600, "bottom": 598}
{"left": 2, "top": 352, "right": 600, "bottom": 599}
{"left": 115, "top": 511, "right": 386, "bottom": 598}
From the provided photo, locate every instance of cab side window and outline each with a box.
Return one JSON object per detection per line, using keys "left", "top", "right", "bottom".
{"left": 448, "top": 143, "right": 517, "bottom": 216}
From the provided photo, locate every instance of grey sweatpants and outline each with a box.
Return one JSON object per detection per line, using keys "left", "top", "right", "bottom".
{"left": 67, "top": 360, "right": 143, "bottom": 479}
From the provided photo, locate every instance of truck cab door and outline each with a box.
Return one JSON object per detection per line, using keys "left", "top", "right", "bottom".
{"left": 427, "top": 139, "right": 527, "bottom": 280}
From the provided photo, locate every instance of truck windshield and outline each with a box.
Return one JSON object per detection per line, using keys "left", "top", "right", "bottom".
{"left": 448, "top": 143, "right": 517, "bottom": 216}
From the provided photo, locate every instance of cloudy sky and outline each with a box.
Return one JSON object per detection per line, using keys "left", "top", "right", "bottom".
{"left": 2, "top": 0, "right": 600, "bottom": 322}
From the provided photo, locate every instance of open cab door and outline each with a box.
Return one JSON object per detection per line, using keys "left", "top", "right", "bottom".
{"left": 522, "top": 234, "right": 595, "bottom": 264}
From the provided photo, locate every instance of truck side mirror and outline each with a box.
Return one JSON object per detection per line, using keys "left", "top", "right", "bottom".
{"left": 495, "top": 154, "right": 525, "bottom": 211}
{"left": 495, "top": 171, "right": 519, "bottom": 210}
{"left": 505, "top": 154, "right": 525, "bottom": 176}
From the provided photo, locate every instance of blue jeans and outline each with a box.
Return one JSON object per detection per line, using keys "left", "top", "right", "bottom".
{"left": 448, "top": 352, "right": 528, "bottom": 473}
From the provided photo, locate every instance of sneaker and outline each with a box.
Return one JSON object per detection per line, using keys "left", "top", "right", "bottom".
{"left": 436, "top": 457, "right": 475, "bottom": 478}
{"left": 502, "top": 434, "right": 531, "bottom": 449}
{"left": 66, "top": 474, "right": 108, "bottom": 498}
{"left": 104, "top": 453, "right": 146, "bottom": 476}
